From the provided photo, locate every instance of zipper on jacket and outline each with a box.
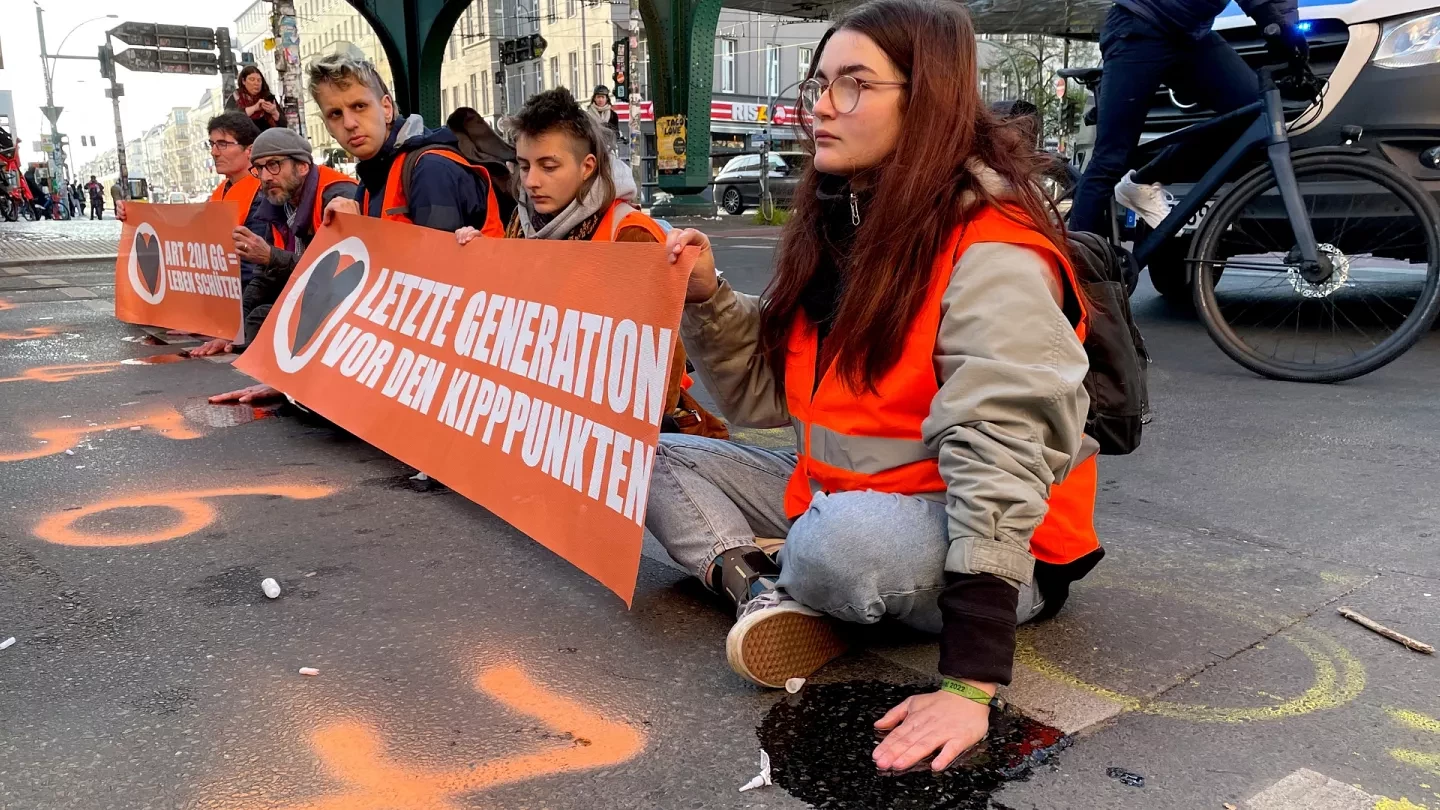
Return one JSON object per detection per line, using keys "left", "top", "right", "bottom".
{"left": 849, "top": 192, "right": 860, "bottom": 226}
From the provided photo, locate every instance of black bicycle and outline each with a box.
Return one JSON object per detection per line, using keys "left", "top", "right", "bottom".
{"left": 1060, "top": 64, "right": 1440, "bottom": 383}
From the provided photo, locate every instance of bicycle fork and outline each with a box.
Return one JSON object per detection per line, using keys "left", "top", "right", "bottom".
{"left": 1262, "top": 77, "right": 1328, "bottom": 284}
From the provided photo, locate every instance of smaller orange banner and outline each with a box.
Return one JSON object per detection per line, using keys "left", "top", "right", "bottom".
{"left": 115, "top": 202, "right": 245, "bottom": 342}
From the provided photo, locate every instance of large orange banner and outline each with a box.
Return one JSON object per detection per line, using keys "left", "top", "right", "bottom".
{"left": 115, "top": 202, "right": 244, "bottom": 342}
{"left": 235, "top": 214, "right": 693, "bottom": 603}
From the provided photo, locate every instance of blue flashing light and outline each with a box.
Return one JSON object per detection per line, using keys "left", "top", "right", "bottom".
{"left": 1297, "top": 21, "right": 1314, "bottom": 32}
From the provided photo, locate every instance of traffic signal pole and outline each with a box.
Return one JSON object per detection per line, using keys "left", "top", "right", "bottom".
{"left": 104, "top": 34, "right": 129, "bottom": 201}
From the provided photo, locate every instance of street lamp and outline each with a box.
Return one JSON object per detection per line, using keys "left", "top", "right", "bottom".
{"left": 35, "top": 8, "right": 118, "bottom": 190}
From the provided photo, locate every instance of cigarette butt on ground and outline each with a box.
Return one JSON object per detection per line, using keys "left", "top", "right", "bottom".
{"left": 1337, "top": 607, "right": 1435, "bottom": 654}
{"left": 298, "top": 667, "right": 320, "bottom": 676}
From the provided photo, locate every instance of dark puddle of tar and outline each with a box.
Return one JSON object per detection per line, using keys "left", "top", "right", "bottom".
{"left": 757, "top": 680, "right": 1070, "bottom": 809}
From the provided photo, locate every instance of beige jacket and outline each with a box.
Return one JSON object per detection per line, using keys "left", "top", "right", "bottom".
{"left": 680, "top": 226, "right": 1091, "bottom": 588}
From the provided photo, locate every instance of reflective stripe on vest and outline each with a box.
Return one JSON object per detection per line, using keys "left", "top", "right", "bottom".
{"left": 307, "top": 165, "right": 357, "bottom": 233}
{"left": 363, "top": 149, "right": 505, "bottom": 238}
{"left": 781, "top": 205, "right": 1098, "bottom": 566}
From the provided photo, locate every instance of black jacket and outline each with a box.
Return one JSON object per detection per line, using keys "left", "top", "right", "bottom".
{"left": 1113, "top": 0, "right": 1296, "bottom": 39}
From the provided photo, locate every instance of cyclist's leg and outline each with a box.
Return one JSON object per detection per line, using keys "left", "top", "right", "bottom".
{"left": 1068, "top": 7, "right": 1175, "bottom": 234}
{"left": 1132, "top": 32, "right": 1260, "bottom": 185}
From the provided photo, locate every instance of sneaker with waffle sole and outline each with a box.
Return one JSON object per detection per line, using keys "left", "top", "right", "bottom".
{"left": 1114, "top": 169, "right": 1177, "bottom": 230}
{"left": 725, "top": 589, "right": 846, "bottom": 688}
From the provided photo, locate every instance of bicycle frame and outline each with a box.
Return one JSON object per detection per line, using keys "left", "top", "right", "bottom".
{"left": 1129, "top": 68, "right": 1322, "bottom": 278}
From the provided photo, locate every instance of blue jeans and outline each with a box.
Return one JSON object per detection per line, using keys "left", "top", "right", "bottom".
{"left": 644, "top": 434, "right": 1042, "bottom": 632}
{"left": 1068, "top": 5, "right": 1260, "bottom": 234}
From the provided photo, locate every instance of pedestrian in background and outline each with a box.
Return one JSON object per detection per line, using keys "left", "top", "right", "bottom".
{"left": 227, "top": 66, "right": 286, "bottom": 133}
{"left": 86, "top": 176, "right": 105, "bottom": 220}
{"left": 653, "top": 0, "right": 1100, "bottom": 774}
{"left": 587, "top": 85, "right": 621, "bottom": 136}
{"left": 71, "top": 182, "right": 85, "bottom": 217}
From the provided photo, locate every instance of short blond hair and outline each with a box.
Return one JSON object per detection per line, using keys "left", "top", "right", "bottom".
{"left": 307, "top": 54, "right": 391, "bottom": 104}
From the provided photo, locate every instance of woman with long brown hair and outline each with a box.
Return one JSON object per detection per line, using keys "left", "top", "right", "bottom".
{"left": 648, "top": 0, "right": 1103, "bottom": 771}
{"left": 226, "top": 66, "right": 287, "bottom": 133}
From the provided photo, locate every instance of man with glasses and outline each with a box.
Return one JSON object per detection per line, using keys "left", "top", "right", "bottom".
{"left": 236, "top": 127, "right": 356, "bottom": 348}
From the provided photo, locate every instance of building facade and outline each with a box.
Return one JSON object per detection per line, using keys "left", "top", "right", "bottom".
{"left": 235, "top": 0, "right": 284, "bottom": 97}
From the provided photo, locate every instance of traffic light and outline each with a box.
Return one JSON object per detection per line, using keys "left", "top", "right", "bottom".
{"left": 98, "top": 45, "right": 115, "bottom": 81}
{"left": 529, "top": 34, "right": 547, "bottom": 60}
{"left": 612, "top": 39, "right": 630, "bottom": 102}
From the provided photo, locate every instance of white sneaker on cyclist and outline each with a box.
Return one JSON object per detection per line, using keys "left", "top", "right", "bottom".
{"left": 1114, "top": 170, "right": 1177, "bottom": 230}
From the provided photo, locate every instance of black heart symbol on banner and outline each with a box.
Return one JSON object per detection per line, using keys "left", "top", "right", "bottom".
{"left": 135, "top": 232, "right": 162, "bottom": 295}
{"left": 291, "top": 251, "right": 365, "bottom": 356}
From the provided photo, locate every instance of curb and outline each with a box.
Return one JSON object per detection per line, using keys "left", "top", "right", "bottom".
{"left": 0, "top": 254, "right": 118, "bottom": 268}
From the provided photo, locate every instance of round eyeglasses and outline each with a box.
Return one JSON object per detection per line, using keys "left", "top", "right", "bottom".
{"left": 798, "top": 75, "right": 908, "bottom": 115}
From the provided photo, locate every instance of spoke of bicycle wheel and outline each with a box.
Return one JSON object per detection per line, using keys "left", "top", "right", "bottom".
{"left": 1352, "top": 282, "right": 1416, "bottom": 322}
{"left": 1331, "top": 184, "right": 1360, "bottom": 246}
{"left": 1331, "top": 296, "right": 1382, "bottom": 348}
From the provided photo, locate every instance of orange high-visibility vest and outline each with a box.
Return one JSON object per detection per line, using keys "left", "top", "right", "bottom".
{"left": 590, "top": 199, "right": 668, "bottom": 243}
{"left": 590, "top": 199, "right": 695, "bottom": 391}
{"left": 306, "top": 165, "right": 357, "bottom": 233}
{"left": 781, "top": 206, "right": 1100, "bottom": 566}
{"left": 211, "top": 174, "right": 284, "bottom": 255}
{"left": 362, "top": 149, "right": 505, "bottom": 238}
{"left": 211, "top": 174, "right": 263, "bottom": 225}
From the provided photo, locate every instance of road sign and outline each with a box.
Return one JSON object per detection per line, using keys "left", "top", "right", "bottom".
{"left": 110, "top": 22, "right": 216, "bottom": 52}
{"left": 40, "top": 105, "right": 63, "bottom": 127}
{"left": 105, "top": 85, "right": 125, "bottom": 99}
{"left": 113, "top": 48, "right": 217, "bottom": 75}
{"left": 1054, "top": 76, "right": 1067, "bottom": 99}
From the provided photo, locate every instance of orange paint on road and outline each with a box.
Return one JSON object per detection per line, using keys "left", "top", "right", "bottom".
{"left": 0, "top": 408, "right": 201, "bottom": 462}
{"left": 0, "top": 361, "right": 123, "bottom": 384}
{"left": 0, "top": 326, "right": 60, "bottom": 340}
{"left": 33, "top": 484, "right": 336, "bottom": 547}
{"left": 224, "top": 664, "right": 645, "bottom": 810}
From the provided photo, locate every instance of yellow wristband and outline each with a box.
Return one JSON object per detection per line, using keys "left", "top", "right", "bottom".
{"left": 940, "top": 677, "right": 998, "bottom": 707}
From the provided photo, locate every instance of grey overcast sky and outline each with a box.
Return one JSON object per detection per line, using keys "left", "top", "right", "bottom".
{"left": 4, "top": 0, "right": 257, "bottom": 168}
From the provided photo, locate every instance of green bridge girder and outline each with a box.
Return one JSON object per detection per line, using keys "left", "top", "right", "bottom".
{"left": 347, "top": 0, "right": 739, "bottom": 205}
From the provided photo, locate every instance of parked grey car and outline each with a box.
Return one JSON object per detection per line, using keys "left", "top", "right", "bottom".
{"left": 714, "top": 152, "right": 807, "bottom": 215}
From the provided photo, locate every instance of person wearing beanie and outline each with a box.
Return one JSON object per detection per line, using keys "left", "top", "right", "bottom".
{"left": 240, "top": 127, "right": 357, "bottom": 345}
{"left": 587, "top": 85, "right": 620, "bottom": 135}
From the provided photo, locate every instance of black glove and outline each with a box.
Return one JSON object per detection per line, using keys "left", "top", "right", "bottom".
{"left": 1263, "top": 23, "right": 1310, "bottom": 70}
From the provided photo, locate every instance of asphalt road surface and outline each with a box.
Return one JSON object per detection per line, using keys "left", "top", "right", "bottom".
{"left": 1, "top": 218, "right": 1438, "bottom": 810}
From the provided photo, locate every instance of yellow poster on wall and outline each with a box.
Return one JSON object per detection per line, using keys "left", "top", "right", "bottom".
{"left": 656, "top": 115, "right": 687, "bottom": 175}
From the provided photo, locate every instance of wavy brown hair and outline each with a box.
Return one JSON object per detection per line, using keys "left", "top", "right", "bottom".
{"left": 760, "top": 0, "right": 1068, "bottom": 393}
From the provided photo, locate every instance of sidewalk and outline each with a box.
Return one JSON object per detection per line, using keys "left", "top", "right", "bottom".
{"left": 0, "top": 220, "right": 122, "bottom": 267}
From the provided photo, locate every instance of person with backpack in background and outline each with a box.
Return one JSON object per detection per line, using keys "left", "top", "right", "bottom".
{"left": 456, "top": 88, "right": 727, "bottom": 439}
{"left": 651, "top": 0, "right": 1103, "bottom": 773}
{"left": 587, "top": 85, "right": 621, "bottom": 136}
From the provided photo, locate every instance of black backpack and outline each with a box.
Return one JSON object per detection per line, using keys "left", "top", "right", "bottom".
{"left": 1065, "top": 231, "right": 1150, "bottom": 455}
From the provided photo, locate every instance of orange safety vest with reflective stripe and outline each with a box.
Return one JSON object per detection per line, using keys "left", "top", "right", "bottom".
{"left": 306, "top": 165, "right": 357, "bottom": 233}
{"left": 590, "top": 199, "right": 667, "bottom": 243}
{"left": 362, "top": 149, "right": 505, "bottom": 238}
{"left": 781, "top": 205, "right": 1100, "bottom": 566}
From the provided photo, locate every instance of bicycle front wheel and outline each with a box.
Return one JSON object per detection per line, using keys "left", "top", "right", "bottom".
{"left": 1192, "top": 152, "right": 1440, "bottom": 382}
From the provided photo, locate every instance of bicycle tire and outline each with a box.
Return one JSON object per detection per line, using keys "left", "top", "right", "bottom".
{"left": 1191, "top": 152, "right": 1440, "bottom": 383}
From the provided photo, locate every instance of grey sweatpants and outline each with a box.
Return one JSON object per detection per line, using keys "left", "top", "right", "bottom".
{"left": 644, "top": 434, "right": 1043, "bottom": 631}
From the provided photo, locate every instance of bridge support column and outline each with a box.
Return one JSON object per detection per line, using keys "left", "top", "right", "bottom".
{"left": 639, "top": 0, "right": 722, "bottom": 217}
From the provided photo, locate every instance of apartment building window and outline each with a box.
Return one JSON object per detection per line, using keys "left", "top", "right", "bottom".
{"left": 567, "top": 0, "right": 576, "bottom": 17}
{"left": 592, "top": 43, "right": 604, "bottom": 89}
{"left": 536, "top": 61, "right": 545, "bottom": 92}
{"left": 465, "top": 7, "right": 475, "bottom": 38}
{"left": 449, "top": 34, "right": 458, "bottom": 60}
{"left": 551, "top": 56, "right": 561, "bottom": 89}
{"left": 718, "top": 38, "right": 736, "bottom": 93}
{"left": 798, "top": 47, "right": 813, "bottom": 81}
{"left": 548, "top": 0, "right": 557, "bottom": 21}
{"left": 568, "top": 51, "right": 579, "bottom": 91}
{"left": 481, "top": 71, "right": 490, "bottom": 114}
{"left": 470, "top": 73, "right": 479, "bottom": 109}
{"left": 765, "top": 44, "right": 780, "bottom": 97}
